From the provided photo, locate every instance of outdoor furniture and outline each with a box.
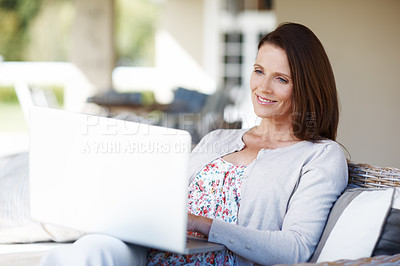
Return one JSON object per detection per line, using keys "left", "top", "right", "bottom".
{"left": 291, "top": 162, "right": 400, "bottom": 265}
{"left": 0, "top": 152, "right": 399, "bottom": 265}
{"left": 347, "top": 162, "right": 400, "bottom": 188}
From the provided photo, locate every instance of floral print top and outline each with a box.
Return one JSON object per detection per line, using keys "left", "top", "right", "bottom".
{"left": 147, "top": 157, "right": 246, "bottom": 266}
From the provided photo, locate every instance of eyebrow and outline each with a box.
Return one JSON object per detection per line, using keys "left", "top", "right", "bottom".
{"left": 253, "top": 64, "right": 292, "bottom": 79}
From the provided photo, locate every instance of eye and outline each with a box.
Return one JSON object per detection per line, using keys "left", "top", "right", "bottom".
{"left": 277, "top": 77, "right": 288, "bottom": 84}
{"left": 254, "top": 69, "right": 263, "bottom": 75}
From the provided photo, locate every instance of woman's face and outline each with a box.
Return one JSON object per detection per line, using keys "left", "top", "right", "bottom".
{"left": 250, "top": 43, "right": 293, "bottom": 122}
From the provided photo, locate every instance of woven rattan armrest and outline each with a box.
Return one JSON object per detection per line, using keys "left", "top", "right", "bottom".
{"left": 348, "top": 162, "right": 400, "bottom": 188}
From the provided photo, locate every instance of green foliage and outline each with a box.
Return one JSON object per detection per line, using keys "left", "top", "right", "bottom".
{"left": 0, "top": 0, "right": 18, "bottom": 10}
{"left": 0, "top": 0, "right": 159, "bottom": 65}
{"left": 0, "top": 0, "right": 43, "bottom": 60}
{"left": 50, "top": 86, "right": 64, "bottom": 106}
{"left": 0, "top": 86, "right": 63, "bottom": 105}
{"left": 0, "top": 86, "right": 18, "bottom": 103}
{"left": 115, "top": 0, "right": 159, "bottom": 66}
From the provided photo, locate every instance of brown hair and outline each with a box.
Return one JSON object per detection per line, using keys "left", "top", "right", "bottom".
{"left": 258, "top": 22, "right": 339, "bottom": 141}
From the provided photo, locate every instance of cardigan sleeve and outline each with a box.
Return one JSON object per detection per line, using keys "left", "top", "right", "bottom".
{"left": 208, "top": 142, "right": 348, "bottom": 265}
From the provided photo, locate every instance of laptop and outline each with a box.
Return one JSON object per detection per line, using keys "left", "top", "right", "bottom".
{"left": 29, "top": 106, "right": 225, "bottom": 254}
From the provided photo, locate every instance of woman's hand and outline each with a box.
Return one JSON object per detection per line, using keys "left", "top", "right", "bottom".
{"left": 187, "top": 213, "right": 213, "bottom": 237}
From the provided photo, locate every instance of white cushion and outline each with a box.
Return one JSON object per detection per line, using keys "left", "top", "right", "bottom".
{"left": 311, "top": 187, "right": 395, "bottom": 262}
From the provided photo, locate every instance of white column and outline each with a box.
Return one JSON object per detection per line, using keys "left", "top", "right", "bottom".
{"left": 203, "top": 0, "right": 221, "bottom": 86}
{"left": 71, "top": 0, "right": 115, "bottom": 94}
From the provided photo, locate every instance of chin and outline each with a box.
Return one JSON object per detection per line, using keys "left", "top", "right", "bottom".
{"left": 253, "top": 109, "right": 292, "bottom": 121}
{"left": 253, "top": 109, "right": 274, "bottom": 119}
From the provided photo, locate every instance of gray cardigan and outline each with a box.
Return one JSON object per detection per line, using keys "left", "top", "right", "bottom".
{"left": 189, "top": 129, "right": 348, "bottom": 266}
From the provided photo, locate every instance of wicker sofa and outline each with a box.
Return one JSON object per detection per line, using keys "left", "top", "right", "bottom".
{"left": 347, "top": 162, "right": 400, "bottom": 189}
{"left": 0, "top": 154, "right": 399, "bottom": 265}
{"left": 293, "top": 162, "right": 400, "bottom": 265}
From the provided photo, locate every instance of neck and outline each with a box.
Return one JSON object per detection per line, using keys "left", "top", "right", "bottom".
{"left": 254, "top": 118, "right": 298, "bottom": 143}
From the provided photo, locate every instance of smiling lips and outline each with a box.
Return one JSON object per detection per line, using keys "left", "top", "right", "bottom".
{"left": 257, "top": 95, "right": 277, "bottom": 104}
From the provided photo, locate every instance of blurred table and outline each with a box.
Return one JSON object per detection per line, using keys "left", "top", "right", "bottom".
{"left": 87, "top": 90, "right": 167, "bottom": 116}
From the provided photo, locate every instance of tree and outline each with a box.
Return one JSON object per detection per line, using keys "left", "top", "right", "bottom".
{"left": 115, "top": 0, "right": 159, "bottom": 66}
{"left": 0, "top": 0, "right": 43, "bottom": 60}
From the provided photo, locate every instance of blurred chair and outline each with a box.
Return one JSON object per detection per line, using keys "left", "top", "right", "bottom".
{"left": 160, "top": 86, "right": 241, "bottom": 144}
{"left": 14, "top": 81, "right": 59, "bottom": 128}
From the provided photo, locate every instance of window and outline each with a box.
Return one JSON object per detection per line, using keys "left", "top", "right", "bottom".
{"left": 223, "top": 0, "right": 273, "bottom": 13}
{"left": 222, "top": 33, "right": 243, "bottom": 86}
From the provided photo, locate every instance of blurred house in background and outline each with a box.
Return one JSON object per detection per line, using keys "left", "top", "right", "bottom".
{"left": 0, "top": 0, "right": 399, "bottom": 167}
{"left": 71, "top": 0, "right": 275, "bottom": 128}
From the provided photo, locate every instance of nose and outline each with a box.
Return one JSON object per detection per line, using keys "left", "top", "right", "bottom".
{"left": 258, "top": 75, "right": 273, "bottom": 93}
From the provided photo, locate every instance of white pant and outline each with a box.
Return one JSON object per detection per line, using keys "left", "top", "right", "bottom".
{"left": 40, "top": 234, "right": 147, "bottom": 266}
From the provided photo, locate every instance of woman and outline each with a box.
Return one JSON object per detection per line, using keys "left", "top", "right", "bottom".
{"left": 41, "top": 22, "right": 348, "bottom": 266}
